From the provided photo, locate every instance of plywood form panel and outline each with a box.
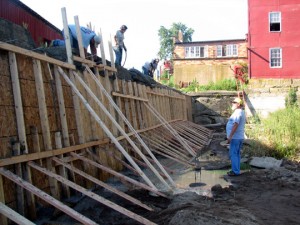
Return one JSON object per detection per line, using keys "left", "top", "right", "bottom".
{"left": 0, "top": 50, "right": 10, "bottom": 76}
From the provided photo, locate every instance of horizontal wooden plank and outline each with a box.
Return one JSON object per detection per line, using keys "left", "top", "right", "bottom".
{"left": 73, "top": 56, "right": 117, "bottom": 72}
{"left": 0, "top": 139, "right": 110, "bottom": 167}
{"left": 146, "top": 91, "right": 186, "bottom": 100}
{"left": 115, "top": 119, "right": 181, "bottom": 141}
{"left": 73, "top": 55, "right": 97, "bottom": 67}
{"left": 112, "top": 92, "right": 148, "bottom": 102}
{"left": 0, "top": 42, "right": 76, "bottom": 70}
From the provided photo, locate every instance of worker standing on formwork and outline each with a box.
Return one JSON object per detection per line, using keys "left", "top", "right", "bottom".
{"left": 113, "top": 25, "right": 128, "bottom": 66}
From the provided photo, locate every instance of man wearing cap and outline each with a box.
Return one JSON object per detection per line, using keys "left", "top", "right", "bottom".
{"left": 114, "top": 25, "right": 127, "bottom": 66}
{"left": 51, "top": 25, "right": 101, "bottom": 61}
{"left": 226, "top": 97, "right": 246, "bottom": 176}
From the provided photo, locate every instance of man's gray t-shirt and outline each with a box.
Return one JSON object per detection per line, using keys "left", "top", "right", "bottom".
{"left": 115, "top": 30, "right": 124, "bottom": 47}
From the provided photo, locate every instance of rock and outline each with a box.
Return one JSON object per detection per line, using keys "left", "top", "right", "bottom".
{"left": 250, "top": 157, "right": 282, "bottom": 169}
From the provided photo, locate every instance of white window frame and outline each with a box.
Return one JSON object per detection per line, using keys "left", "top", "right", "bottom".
{"left": 269, "top": 48, "right": 282, "bottom": 68}
{"left": 216, "top": 44, "right": 238, "bottom": 57}
{"left": 184, "top": 46, "right": 208, "bottom": 58}
{"left": 269, "top": 12, "right": 281, "bottom": 32}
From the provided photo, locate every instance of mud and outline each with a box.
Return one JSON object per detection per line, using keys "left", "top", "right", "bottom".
{"left": 39, "top": 130, "right": 300, "bottom": 225}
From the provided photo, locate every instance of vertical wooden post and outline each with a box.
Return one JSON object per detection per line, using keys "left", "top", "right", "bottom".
{"left": 0, "top": 175, "right": 7, "bottom": 225}
{"left": 55, "top": 132, "right": 70, "bottom": 198}
{"left": 33, "top": 59, "right": 59, "bottom": 199}
{"left": 99, "top": 32, "right": 118, "bottom": 169}
{"left": 9, "top": 52, "right": 36, "bottom": 219}
{"left": 54, "top": 66, "right": 70, "bottom": 147}
{"left": 61, "top": 8, "right": 85, "bottom": 144}
{"left": 12, "top": 143, "right": 24, "bottom": 216}
{"left": 108, "top": 35, "right": 124, "bottom": 170}
{"left": 133, "top": 82, "right": 144, "bottom": 129}
{"left": 9, "top": 52, "right": 28, "bottom": 151}
{"left": 61, "top": 7, "right": 73, "bottom": 64}
{"left": 127, "top": 82, "right": 138, "bottom": 130}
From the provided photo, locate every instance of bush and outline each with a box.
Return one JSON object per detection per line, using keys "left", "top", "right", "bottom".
{"left": 181, "top": 78, "right": 237, "bottom": 93}
{"left": 285, "top": 88, "right": 298, "bottom": 108}
{"left": 246, "top": 107, "right": 300, "bottom": 159}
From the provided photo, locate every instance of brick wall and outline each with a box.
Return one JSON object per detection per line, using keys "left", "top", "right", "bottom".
{"left": 173, "top": 40, "right": 248, "bottom": 86}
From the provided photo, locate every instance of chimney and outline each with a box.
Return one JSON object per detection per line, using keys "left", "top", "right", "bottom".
{"left": 178, "top": 30, "right": 183, "bottom": 42}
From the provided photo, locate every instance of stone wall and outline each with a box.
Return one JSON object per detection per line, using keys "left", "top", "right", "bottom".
{"left": 0, "top": 18, "right": 36, "bottom": 49}
{"left": 245, "top": 78, "right": 300, "bottom": 117}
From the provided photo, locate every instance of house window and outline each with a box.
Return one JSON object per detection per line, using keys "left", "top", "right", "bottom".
{"left": 269, "top": 12, "right": 281, "bottom": 32}
{"left": 217, "top": 44, "right": 238, "bottom": 57}
{"left": 185, "top": 46, "right": 208, "bottom": 58}
{"left": 270, "top": 48, "right": 282, "bottom": 68}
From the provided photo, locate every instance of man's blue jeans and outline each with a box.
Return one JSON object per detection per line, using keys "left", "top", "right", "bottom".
{"left": 114, "top": 47, "right": 123, "bottom": 66}
{"left": 229, "top": 139, "right": 244, "bottom": 174}
{"left": 142, "top": 66, "right": 149, "bottom": 76}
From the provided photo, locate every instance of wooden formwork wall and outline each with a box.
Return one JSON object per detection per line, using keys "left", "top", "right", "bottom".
{"left": 0, "top": 45, "right": 188, "bottom": 217}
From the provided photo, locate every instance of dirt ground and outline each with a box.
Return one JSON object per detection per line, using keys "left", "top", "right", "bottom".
{"left": 41, "top": 132, "right": 300, "bottom": 225}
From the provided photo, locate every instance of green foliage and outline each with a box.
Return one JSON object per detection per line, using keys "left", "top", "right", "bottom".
{"left": 237, "top": 61, "right": 249, "bottom": 84}
{"left": 180, "top": 78, "right": 237, "bottom": 93}
{"left": 160, "top": 74, "right": 175, "bottom": 88}
{"left": 158, "top": 22, "right": 194, "bottom": 60}
{"left": 285, "top": 88, "right": 298, "bottom": 108}
{"left": 246, "top": 107, "right": 300, "bottom": 159}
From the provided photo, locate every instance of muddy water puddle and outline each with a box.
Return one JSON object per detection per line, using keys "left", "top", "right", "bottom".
{"left": 173, "top": 169, "right": 231, "bottom": 196}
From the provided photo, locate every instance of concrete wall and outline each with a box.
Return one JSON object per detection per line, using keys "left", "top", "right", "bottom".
{"left": 189, "top": 91, "right": 237, "bottom": 125}
{"left": 190, "top": 79, "right": 300, "bottom": 125}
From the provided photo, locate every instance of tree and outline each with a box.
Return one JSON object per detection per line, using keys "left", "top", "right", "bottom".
{"left": 158, "top": 22, "right": 194, "bottom": 60}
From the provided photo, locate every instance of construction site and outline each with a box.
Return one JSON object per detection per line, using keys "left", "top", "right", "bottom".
{"left": 1, "top": 1, "right": 300, "bottom": 225}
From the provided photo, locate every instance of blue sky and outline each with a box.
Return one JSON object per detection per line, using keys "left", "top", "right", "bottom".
{"left": 20, "top": 0, "right": 248, "bottom": 69}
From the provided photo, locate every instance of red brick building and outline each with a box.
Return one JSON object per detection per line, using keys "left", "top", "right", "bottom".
{"left": 248, "top": 0, "right": 300, "bottom": 79}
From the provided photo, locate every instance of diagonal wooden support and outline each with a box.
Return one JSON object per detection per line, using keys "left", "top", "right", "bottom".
{"left": 57, "top": 66, "right": 157, "bottom": 190}
{"left": 28, "top": 162, "right": 157, "bottom": 225}
{"left": 83, "top": 66, "right": 176, "bottom": 188}
{"left": 143, "top": 102, "right": 196, "bottom": 157}
{"left": 0, "top": 202, "right": 35, "bottom": 225}
{"left": 71, "top": 152, "right": 167, "bottom": 198}
{"left": 0, "top": 168, "right": 97, "bottom": 225}
{"left": 52, "top": 157, "right": 153, "bottom": 211}
{"left": 71, "top": 69, "right": 173, "bottom": 190}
